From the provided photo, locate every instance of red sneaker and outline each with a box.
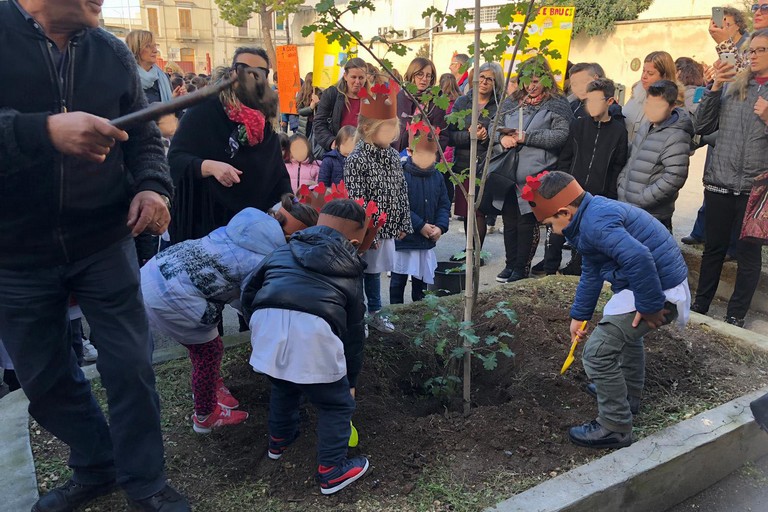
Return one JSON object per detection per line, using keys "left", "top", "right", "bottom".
{"left": 192, "top": 404, "right": 248, "bottom": 434}
{"left": 317, "top": 457, "right": 370, "bottom": 495}
{"left": 216, "top": 378, "right": 240, "bottom": 410}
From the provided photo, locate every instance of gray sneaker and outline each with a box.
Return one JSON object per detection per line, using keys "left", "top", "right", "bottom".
{"left": 367, "top": 312, "right": 395, "bottom": 333}
{"left": 82, "top": 338, "right": 98, "bottom": 363}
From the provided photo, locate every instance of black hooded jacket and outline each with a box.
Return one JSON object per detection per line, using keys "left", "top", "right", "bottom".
{"left": 241, "top": 226, "right": 366, "bottom": 386}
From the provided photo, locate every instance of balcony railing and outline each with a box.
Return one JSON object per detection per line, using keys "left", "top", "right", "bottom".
{"left": 165, "top": 28, "right": 213, "bottom": 41}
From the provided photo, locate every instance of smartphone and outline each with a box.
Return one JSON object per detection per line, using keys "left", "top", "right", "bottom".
{"left": 719, "top": 52, "right": 737, "bottom": 68}
{"left": 712, "top": 7, "right": 724, "bottom": 28}
{"left": 497, "top": 127, "right": 517, "bottom": 136}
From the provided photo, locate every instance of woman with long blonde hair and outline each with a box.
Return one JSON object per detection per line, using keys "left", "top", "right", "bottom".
{"left": 691, "top": 28, "right": 768, "bottom": 327}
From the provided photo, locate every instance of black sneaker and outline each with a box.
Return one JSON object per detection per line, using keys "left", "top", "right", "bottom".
{"left": 569, "top": 420, "right": 632, "bottom": 449}
{"left": 128, "top": 485, "right": 190, "bottom": 511}
{"left": 530, "top": 260, "right": 546, "bottom": 276}
{"left": 690, "top": 303, "right": 708, "bottom": 315}
{"left": 496, "top": 267, "right": 514, "bottom": 282}
{"left": 725, "top": 316, "right": 746, "bottom": 328}
{"left": 32, "top": 479, "right": 118, "bottom": 512}
{"left": 507, "top": 271, "right": 527, "bottom": 283}
{"left": 681, "top": 235, "right": 704, "bottom": 245}
{"left": 585, "top": 383, "right": 640, "bottom": 415}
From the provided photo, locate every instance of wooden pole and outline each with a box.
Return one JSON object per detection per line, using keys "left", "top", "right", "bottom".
{"left": 462, "top": 0, "right": 482, "bottom": 417}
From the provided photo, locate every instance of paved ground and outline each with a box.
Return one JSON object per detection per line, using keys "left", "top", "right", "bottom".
{"left": 666, "top": 454, "right": 768, "bottom": 512}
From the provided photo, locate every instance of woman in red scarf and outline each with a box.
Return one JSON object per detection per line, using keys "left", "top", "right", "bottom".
{"left": 168, "top": 47, "right": 292, "bottom": 242}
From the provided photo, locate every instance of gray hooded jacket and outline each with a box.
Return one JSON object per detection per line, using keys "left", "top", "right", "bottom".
{"left": 618, "top": 108, "right": 694, "bottom": 221}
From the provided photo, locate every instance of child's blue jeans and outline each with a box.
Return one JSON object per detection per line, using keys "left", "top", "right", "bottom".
{"left": 268, "top": 376, "right": 355, "bottom": 467}
{"left": 363, "top": 272, "right": 382, "bottom": 313}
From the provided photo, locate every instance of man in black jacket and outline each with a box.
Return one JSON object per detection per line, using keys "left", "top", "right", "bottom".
{"left": 0, "top": 1, "right": 189, "bottom": 511}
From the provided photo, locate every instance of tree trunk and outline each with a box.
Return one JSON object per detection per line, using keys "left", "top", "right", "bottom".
{"left": 462, "top": 0, "right": 482, "bottom": 417}
{"left": 259, "top": 5, "right": 277, "bottom": 69}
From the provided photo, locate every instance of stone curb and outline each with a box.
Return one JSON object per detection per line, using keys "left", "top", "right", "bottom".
{"left": 486, "top": 316, "right": 768, "bottom": 512}
{"left": 0, "top": 388, "right": 39, "bottom": 511}
{"left": 487, "top": 388, "right": 768, "bottom": 512}
{"left": 0, "top": 332, "right": 252, "bottom": 511}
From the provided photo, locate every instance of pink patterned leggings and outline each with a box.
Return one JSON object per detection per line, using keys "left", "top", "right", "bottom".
{"left": 184, "top": 336, "right": 224, "bottom": 416}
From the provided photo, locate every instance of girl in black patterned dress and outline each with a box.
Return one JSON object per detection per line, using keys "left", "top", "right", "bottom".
{"left": 344, "top": 82, "right": 413, "bottom": 333}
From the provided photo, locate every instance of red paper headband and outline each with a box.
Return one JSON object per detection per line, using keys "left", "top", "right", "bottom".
{"left": 521, "top": 172, "right": 585, "bottom": 222}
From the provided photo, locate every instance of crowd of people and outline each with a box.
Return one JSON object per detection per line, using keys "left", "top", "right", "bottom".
{"left": 1, "top": 0, "right": 768, "bottom": 510}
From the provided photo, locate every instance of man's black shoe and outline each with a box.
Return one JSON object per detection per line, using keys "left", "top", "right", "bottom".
{"left": 725, "top": 316, "right": 746, "bottom": 328}
{"left": 32, "top": 479, "right": 118, "bottom": 512}
{"left": 569, "top": 420, "right": 632, "bottom": 449}
{"left": 128, "top": 485, "right": 190, "bottom": 511}
{"left": 585, "top": 383, "right": 640, "bottom": 415}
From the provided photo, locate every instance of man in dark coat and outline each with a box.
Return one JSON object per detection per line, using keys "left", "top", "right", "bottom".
{"left": 0, "top": 1, "right": 189, "bottom": 511}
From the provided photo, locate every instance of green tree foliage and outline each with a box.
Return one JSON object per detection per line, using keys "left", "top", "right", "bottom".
{"left": 541, "top": 0, "right": 653, "bottom": 36}
{"left": 215, "top": 0, "right": 304, "bottom": 66}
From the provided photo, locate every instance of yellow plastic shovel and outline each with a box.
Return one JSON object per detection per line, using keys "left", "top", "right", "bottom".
{"left": 349, "top": 421, "right": 359, "bottom": 447}
{"left": 560, "top": 321, "right": 588, "bottom": 375}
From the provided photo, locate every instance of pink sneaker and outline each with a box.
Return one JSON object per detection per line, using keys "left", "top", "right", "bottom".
{"left": 216, "top": 378, "right": 240, "bottom": 410}
{"left": 192, "top": 405, "right": 248, "bottom": 434}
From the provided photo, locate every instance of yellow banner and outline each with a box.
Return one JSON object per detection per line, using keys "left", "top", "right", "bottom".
{"left": 276, "top": 45, "right": 301, "bottom": 114}
{"left": 501, "top": 6, "right": 575, "bottom": 88}
{"left": 312, "top": 33, "right": 356, "bottom": 89}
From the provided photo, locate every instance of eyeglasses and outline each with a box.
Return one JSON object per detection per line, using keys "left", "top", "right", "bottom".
{"left": 414, "top": 71, "right": 434, "bottom": 81}
{"left": 748, "top": 47, "right": 768, "bottom": 55}
{"left": 232, "top": 62, "right": 270, "bottom": 77}
{"left": 478, "top": 75, "right": 495, "bottom": 83}
{"left": 752, "top": 4, "right": 768, "bottom": 14}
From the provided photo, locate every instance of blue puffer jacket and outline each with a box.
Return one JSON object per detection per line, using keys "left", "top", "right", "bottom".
{"left": 318, "top": 149, "right": 346, "bottom": 186}
{"left": 396, "top": 159, "right": 451, "bottom": 251}
{"left": 563, "top": 193, "right": 688, "bottom": 321}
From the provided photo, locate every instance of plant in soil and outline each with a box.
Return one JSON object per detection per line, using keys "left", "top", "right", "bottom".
{"left": 411, "top": 294, "right": 516, "bottom": 400}
{"left": 30, "top": 278, "right": 768, "bottom": 512}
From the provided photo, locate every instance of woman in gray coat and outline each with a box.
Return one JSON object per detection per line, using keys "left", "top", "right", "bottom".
{"left": 691, "top": 28, "right": 768, "bottom": 327}
{"left": 491, "top": 59, "right": 573, "bottom": 283}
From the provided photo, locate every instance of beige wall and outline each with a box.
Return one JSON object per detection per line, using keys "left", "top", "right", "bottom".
{"left": 295, "top": 15, "right": 721, "bottom": 102}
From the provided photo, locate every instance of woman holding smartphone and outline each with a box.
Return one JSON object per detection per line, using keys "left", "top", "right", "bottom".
{"left": 691, "top": 28, "right": 768, "bottom": 327}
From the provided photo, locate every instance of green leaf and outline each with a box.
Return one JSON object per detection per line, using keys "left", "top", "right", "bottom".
{"left": 433, "top": 94, "right": 450, "bottom": 111}
{"left": 301, "top": 24, "right": 318, "bottom": 37}
{"left": 451, "top": 346, "right": 469, "bottom": 359}
{"left": 404, "top": 82, "right": 420, "bottom": 95}
{"left": 412, "top": 361, "right": 423, "bottom": 371}
{"left": 435, "top": 337, "right": 447, "bottom": 356}
{"left": 413, "top": 336, "right": 424, "bottom": 347}
{"left": 499, "top": 345, "right": 514, "bottom": 358}
{"left": 459, "top": 326, "right": 480, "bottom": 346}
{"left": 480, "top": 352, "right": 498, "bottom": 371}
{"left": 484, "top": 335, "right": 499, "bottom": 346}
